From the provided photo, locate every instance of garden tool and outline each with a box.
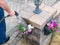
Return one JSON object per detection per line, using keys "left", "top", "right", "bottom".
{"left": 0, "top": 11, "right": 27, "bottom": 38}
{"left": 14, "top": 11, "right": 27, "bottom": 27}
{"left": 0, "top": 11, "right": 27, "bottom": 27}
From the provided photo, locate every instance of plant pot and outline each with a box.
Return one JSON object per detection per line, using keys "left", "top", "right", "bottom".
{"left": 44, "top": 25, "right": 52, "bottom": 35}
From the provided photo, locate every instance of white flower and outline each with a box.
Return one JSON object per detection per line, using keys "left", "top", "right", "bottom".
{"left": 28, "top": 24, "right": 34, "bottom": 30}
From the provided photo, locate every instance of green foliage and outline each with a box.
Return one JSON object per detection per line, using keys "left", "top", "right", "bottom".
{"left": 19, "top": 23, "right": 28, "bottom": 33}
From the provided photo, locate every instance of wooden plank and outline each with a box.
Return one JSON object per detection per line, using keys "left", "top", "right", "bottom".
{"left": 41, "top": 4, "right": 57, "bottom": 15}
{"left": 29, "top": 15, "right": 46, "bottom": 29}
{"left": 20, "top": 10, "right": 34, "bottom": 20}
{"left": 20, "top": 6, "right": 35, "bottom": 20}
{"left": 29, "top": 11, "right": 53, "bottom": 29}
{"left": 52, "top": 1, "right": 60, "bottom": 10}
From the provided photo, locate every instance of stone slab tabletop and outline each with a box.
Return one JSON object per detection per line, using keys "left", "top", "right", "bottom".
{"left": 27, "top": 3, "right": 58, "bottom": 19}
{"left": 52, "top": 1, "right": 60, "bottom": 10}
{"left": 20, "top": 6, "right": 35, "bottom": 20}
{"left": 20, "top": 6, "right": 53, "bottom": 29}
{"left": 29, "top": 11, "right": 53, "bottom": 29}
{"left": 41, "top": 4, "right": 57, "bottom": 16}
{"left": 52, "top": 1, "right": 60, "bottom": 18}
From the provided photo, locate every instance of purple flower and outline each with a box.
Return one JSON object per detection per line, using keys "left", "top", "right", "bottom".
{"left": 27, "top": 30, "right": 31, "bottom": 32}
{"left": 48, "top": 23, "right": 53, "bottom": 30}
{"left": 25, "top": 31, "right": 28, "bottom": 35}
{"left": 25, "top": 30, "right": 31, "bottom": 35}
{"left": 47, "top": 20, "right": 58, "bottom": 32}
{"left": 17, "top": 30, "right": 20, "bottom": 33}
{"left": 48, "top": 26, "right": 51, "bottom": 30}
{"left": 56, "top": 29, "right": 58, "bottom": 33}
{"left": 53, "top": 22, "right": 57, "bottom": 28}
{"left": 51, "top": 21, "right": 57, "bottom": 28}
{"left": 50, "top": 23, "right": 54, "bottom": 28}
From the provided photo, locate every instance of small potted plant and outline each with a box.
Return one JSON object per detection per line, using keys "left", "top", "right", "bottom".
{"left": 17, "top": 24, "right": 34, "bottom": 36}
{"left": 44, "top": 20, "right": 58, "bottom": 35}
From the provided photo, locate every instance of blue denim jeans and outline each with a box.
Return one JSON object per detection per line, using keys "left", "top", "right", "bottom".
{"left": 0, "top": 7, "right": 6, "bottom": 44}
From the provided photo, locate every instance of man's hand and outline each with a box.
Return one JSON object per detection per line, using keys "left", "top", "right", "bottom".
{"left": 8, "top": 10, "right": 15, "bottom": 16}
{"left": 0, "top": 0, "right": 15, "bottom": 16}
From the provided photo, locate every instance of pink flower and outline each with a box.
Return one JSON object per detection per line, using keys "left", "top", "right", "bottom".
{"left": 48, "top": 26, "right": 51, "bottom": 30}
{"left": 56, "top": 29, "right": 58, "bottom": 33}
{"left": 17, "top": 30, "right": 20, "bottom": 33}
{"left": 25, "top": 31, "right": 29, "bottom": 35}
{"left": 27, "top": 30, "right": 31, "bottom": 32}
{"left": 49, "top": 22, "right": 54, "bottom": 28}
{"left": 25, "top": 30, "right": 31, "bottom": 35}
{"left": 47, "top": 22, "right": 53, "bottom": 30}
{"left": 53, "top": 23, "right": 57, "bottom": 28}
{"left": 50, "top": 23, "right": 54, "bottom": 28}
{"left": 52, "top": 21, "right": 57, "bottom": 28}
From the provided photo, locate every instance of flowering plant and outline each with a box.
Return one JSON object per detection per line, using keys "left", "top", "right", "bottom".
{"left": 17, "top": 24, "right": 34, "bottom": 35}
{"left": 47, "top": 20, "right": 58, "bottom": 33}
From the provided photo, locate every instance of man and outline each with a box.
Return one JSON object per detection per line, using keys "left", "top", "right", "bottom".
{"left": 0, "top": 0, "right": 15, "bottom": 44}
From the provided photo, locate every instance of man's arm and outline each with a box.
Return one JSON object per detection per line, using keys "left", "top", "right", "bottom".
{"left": 0, "top": 0, "right": 15, "bottom": 16}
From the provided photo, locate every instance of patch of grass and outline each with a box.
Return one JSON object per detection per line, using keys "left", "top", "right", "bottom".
{"left": 50, "top": 29, "right": 60, "bottom": 45}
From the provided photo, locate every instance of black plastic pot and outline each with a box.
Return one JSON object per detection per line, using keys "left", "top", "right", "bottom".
{"left": 44, "top": 25, "right": 52, "bottom": 35}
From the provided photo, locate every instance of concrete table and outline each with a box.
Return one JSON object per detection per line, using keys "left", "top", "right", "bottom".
{"left": 20, "top": 6, "right": 53, "bottom": 29}
{"left": 29, "top": 11, "right": 53, "bottom": 29}
{"left": 20, "top": 6, "right": 35, "bottom": 20}
{"left": 53, "top": 1, "right": 60, "bottom": 10}
{"left": 27, "top": 3, "right": 58, "bottom": 19}
{"left": 41, "top": 5, "right": 57, "bottom": 18}
{"left": 20, "top": 6, "right": 53, "bottom": 45}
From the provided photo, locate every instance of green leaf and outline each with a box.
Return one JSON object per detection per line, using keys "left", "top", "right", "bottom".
{"left": 19, "top": 23, "right": 28, "bottom": 33}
